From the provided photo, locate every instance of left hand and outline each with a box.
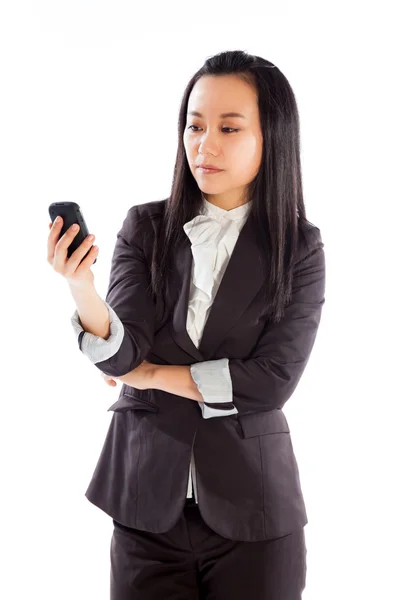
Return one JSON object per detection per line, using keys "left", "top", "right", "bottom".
{"left": 100, "top": 360, "right": 154, "bottom": 389}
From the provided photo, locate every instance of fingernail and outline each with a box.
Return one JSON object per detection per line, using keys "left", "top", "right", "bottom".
{"left": 55, "top": 217, "right": 61, "bottom": 224}
{"left": 71, "top": 224, "right": 79, "bottom": 230}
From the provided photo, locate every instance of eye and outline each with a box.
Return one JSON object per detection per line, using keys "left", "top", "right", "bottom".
{"left": 187, "top": 125, "right": 239, "bottom": 133}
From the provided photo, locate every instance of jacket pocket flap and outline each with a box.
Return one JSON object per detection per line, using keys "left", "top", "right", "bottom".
{"left": 107, "top": 392, "right": 159, "bottom": 413}
{"left": 238, "top": 409, "right": 290, "bottom": 438}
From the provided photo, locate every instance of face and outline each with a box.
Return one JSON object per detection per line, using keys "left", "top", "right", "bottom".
{"left": 183, "top": 74, "right": 263, "bottom": 210}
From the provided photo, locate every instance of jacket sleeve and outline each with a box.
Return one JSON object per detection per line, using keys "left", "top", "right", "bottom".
{"left": 190, "top": 230, "right": 326, "bottom": 416}
{"left": 74, "top": 205, "right": 156, "bottom": 377}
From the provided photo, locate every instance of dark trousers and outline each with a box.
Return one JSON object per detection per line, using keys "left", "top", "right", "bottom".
{"left": 110, "top": 498, "right": 307, "bottom": 599}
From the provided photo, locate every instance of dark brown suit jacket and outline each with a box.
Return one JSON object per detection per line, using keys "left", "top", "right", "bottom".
{"left": 80, "top": 198, "right": 326, "bottom": 541}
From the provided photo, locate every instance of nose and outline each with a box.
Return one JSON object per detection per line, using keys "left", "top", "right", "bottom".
{"left": 197, "top": 129, "right": 221, "bottom": 155}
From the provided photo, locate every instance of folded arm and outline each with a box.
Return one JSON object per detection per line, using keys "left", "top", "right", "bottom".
{"left": 71, "top": 212, "right": 325, "bottom": 420}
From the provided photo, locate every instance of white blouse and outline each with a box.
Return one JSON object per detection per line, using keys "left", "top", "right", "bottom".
{"left": 71, "top": 195, "right": 252, "bottom": 502}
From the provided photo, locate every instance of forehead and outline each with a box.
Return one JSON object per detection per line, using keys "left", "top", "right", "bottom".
{"left": 187, "top": 75, "right": 257, "bottom": 119}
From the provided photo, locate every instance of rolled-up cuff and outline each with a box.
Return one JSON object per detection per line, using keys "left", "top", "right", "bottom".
{"left": 197, "top": 401, "right": 238, "bottom": 419}
{"left": 70, "top": 302, "right": 125, "bottom": 364}
{"left": 190, "top": 358, "right": 238, "bottom": 419}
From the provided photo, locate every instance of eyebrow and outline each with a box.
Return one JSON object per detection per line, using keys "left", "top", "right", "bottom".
{"left": 187, "top": 110, "right": 247, "bottom": 120}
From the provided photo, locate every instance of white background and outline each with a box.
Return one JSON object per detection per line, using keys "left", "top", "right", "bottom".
{"left": 1, "top": 1, "right": 415, "bottom": 598}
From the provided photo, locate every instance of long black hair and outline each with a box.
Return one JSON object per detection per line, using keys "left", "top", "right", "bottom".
{"left": 150, "top": 49, "right": 316, "bottom": 324}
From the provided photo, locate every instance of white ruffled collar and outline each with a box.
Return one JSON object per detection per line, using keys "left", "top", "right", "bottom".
{"left": 182, "top": 196, "right": 252, "bottom": 301}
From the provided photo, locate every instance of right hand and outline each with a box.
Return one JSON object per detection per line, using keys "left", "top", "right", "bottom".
{"left": 47, "top": 217, "right": 99, "bottom": 287}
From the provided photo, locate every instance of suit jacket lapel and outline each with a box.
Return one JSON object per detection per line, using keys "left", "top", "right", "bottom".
{"left": 170, "top": 232, "right": 205, "bottom": 363}
{"left": 170, "top": 212, "right": 267, "bottom": 361}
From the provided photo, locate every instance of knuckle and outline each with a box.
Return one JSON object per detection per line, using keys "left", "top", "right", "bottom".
{"left": 83, "top": 234, "right": 93, "bottom": 245}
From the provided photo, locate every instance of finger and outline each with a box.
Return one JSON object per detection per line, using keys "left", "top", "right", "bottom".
{"left": 71, "top": 243, "right": 99, "bottom": 277}
{"left": 47, "top": 217, "right": 64, "bottom": 263}
{"left": 66, "top": 233, "right": 97, "bottom": 272}
{"left": 53, "top": 224, "right": 83, "bottom": 272}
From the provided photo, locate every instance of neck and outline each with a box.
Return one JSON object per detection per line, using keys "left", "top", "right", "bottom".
{"left": 202, "top": 192, "right": 250, "bottom": 212}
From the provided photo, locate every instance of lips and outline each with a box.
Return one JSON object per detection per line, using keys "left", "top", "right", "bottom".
{"left": 197, "top": 166, "right": 223, "bottom": 172}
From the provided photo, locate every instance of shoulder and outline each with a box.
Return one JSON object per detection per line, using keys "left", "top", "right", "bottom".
{"left": 118, "top": 198, "right": 168, "bottom": 237}
{"left": 114, "top": 199, "right": 168, "bottom": 251}
{"left": 295, "top": 219, "right": 324, "bottom": 265}
{"left": 127, "top": 197, "right": 168, "bottom": 224}
{"left": 137, "top": 198, "right": 168, "bottom": 221}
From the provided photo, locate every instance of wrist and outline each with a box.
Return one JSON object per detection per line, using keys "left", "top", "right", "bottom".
{"left": 68, "top": 280, "right": 96, "bottom": 295}
{"left": 149, "top": 364, "right": 163, "bottom": 390}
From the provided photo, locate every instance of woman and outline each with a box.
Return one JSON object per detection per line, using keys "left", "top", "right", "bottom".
{"left": 47, "top": 49, "right": 325, "bottom": 600}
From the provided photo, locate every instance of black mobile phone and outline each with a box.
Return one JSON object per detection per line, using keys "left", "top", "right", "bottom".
{"left": 48, "top": 201, "right": 97, "bottom": 264}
